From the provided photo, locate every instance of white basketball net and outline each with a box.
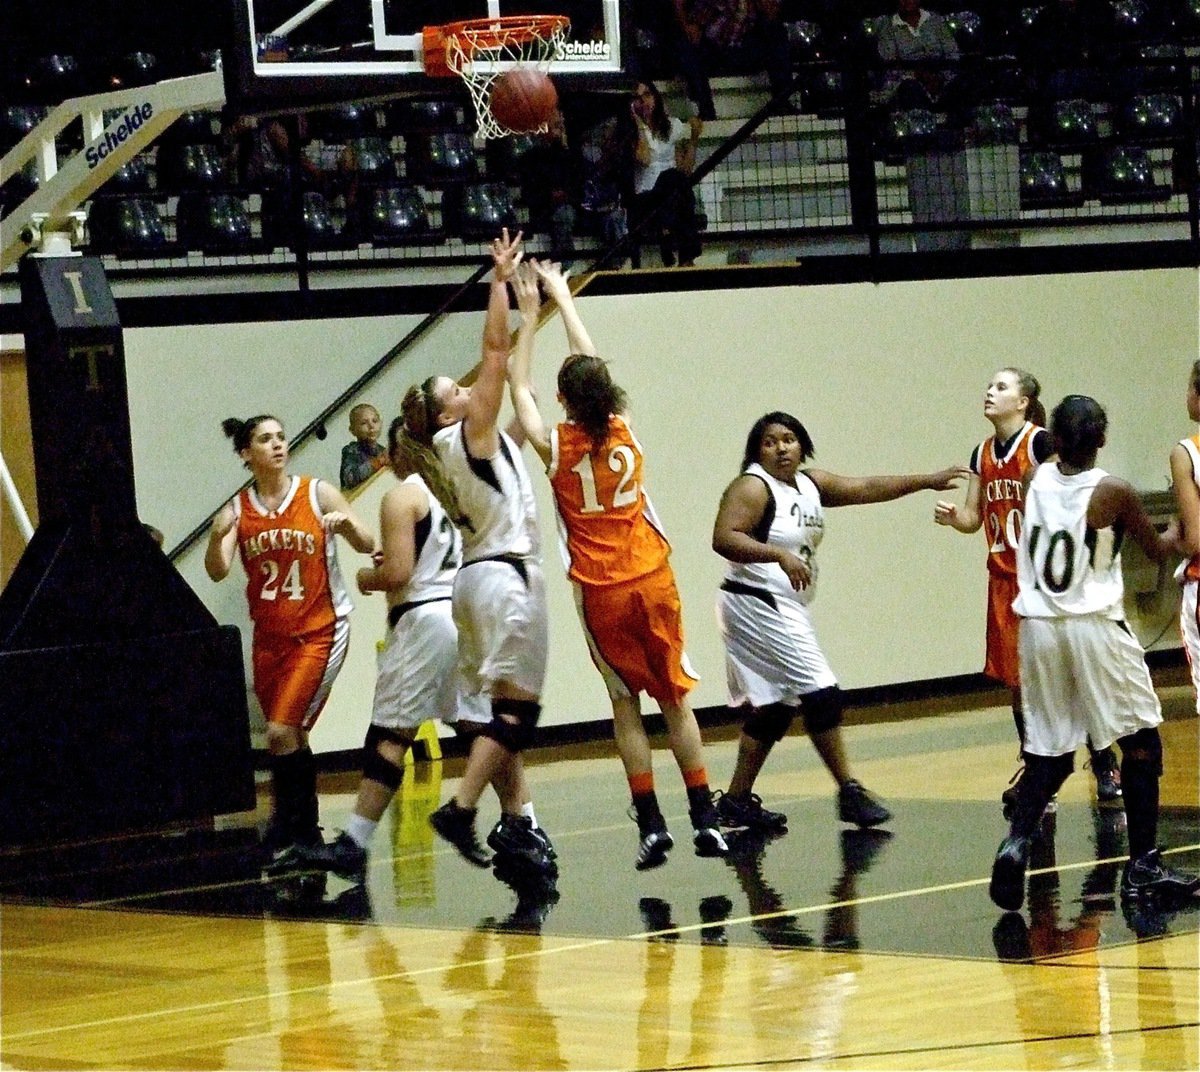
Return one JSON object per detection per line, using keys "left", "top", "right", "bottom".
{"left": 443, "top": 17, "right": 570, "bottom": 139}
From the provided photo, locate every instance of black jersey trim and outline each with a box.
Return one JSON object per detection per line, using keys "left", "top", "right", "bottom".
{"left": 720, "top": 579, "right": 779, "bottom": 611}
{"left": 388, "top": 597, "right": 451, "bottom": 628}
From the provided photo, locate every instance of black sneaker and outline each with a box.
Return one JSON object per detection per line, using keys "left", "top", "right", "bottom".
{"left": 1120, "top": 849, "right": 1200, "bottom": 902}
{"left": 429, "top": 800, "right": 492, "bottom": 868}
{"left": 487, "top": 814, "right": 557, "bottom": 875}
{"left": 264, "top": 827, "right": 324, "bottom": 876}
{"left": 715, "top": 790, "right": 788, "bottom": 832}
{"left": 529, "top": 823, "right": 557, "bottom": 861}
{"left": 296, "top": 831, "right": 368, "bottom": 885}
{"left": 837, "top": 781, "right": 891, "bottom": 828}
{"left": 989, "top": 834, "right": 1031, "bottom": 912}
{"left": 635, "top": 828, "right": 675, "bottom": 871}
{"left": 692, "top": 825, "right": 729, "bottom": 858}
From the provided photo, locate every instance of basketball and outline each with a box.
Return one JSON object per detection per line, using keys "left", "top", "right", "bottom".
{"left": 489, "top": 68, "right": 558, "bottom": 133}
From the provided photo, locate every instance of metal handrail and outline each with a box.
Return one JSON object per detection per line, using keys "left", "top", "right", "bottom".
{"left": 0, "top": 449, "right": 35, "bottom": 545}
{"left": 167, "top": 257, "right": 492, "bottom": 561}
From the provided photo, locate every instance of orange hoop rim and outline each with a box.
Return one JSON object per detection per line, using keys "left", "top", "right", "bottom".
{"left": 439, "top": 14, "right": 570, "bottom": 54}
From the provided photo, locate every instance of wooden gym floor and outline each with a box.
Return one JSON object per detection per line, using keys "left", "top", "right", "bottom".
{"left": 2, "top": 674, "right": 1197, "bottom": 1071}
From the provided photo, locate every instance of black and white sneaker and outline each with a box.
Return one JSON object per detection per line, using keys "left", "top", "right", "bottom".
{"left": 296, "top": 831, "right": 368, "bottom": 885}
{"left": 1120, "top": 849, "right": 1200, "bottom": 902}
{"left": 487, "top": 814, "right": 557, "bottom": 876}
{"left": 429, "top": 800, "right": 492, "bottom": 868}
{"left": 692, "top": 825, "right": 729, "bottom": 858}
{"left": 635, "top": 829, "right": 674, "bottom": 871}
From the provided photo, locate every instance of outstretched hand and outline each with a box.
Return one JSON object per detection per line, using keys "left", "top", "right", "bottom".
{"left": 512, "top": 260, "right": 542, "bottom": 319}
{"left": 928, "top": 466, "right": 971, "bottom": 493}
{"left": 492, "top": 227, "right": 524, "bottom": 282}
{"left": 532, "top": 258, "right": 571, "bottom": 303}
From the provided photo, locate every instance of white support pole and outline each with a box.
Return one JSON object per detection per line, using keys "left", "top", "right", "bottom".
{"left": 0, "top": 449, "right": 35, "bottom": 545}
{"left": 270, "top": 0, "right": 341, "bottom": 38}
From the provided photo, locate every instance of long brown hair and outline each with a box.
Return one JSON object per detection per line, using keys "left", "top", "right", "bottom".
{"left": 557, "top": 353, "right": 627, "bottom": 454}
{"left": 395, "top": 380, "right": 474, "bottom": 532}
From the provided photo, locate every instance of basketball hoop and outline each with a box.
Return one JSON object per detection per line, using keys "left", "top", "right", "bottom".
{"left": 423, "top": 15, "right": 570, "bottom": 139}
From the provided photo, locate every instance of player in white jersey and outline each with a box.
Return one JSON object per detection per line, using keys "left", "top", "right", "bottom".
{"left": 298, "top": 417, "right": 469, "bottom": 884}
{"left": 395, "top": 230, "right": 555, "bottom": 882}
{"left": 713, "top": 410, "right": 966, "bottom": 832}
{"left": 1169, "top": 360, "right": 1200, "bottom": 712}
{"left": 989, "top": 396, "right": 1198, "bottom": 912}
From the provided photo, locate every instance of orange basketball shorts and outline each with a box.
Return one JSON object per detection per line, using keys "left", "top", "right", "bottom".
{"left": 984, "top": 571, "right": 1020, "bottom": 688}
{"left": 252, "top": 618, "right": 349, "bottom": 729}
{"left": 576, "top": 563, "right": 698, "bottom": 706}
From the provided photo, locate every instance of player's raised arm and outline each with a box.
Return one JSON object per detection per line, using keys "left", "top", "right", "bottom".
{"left": 507, "top": 262, "right": 552, "bottom": 466}
{"left": 463, "top": 228, "right": 522, "bottom": 457}
{"left": 533, "top": 259, "right": 597, "bottom": 358}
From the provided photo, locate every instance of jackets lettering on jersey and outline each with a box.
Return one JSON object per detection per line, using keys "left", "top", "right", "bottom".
{"left": 985, "top": 478, "right": 1025, "bottom": 503}
{"left": 240, "top": 528, "right": 317, "bottom": 558}
{"left": 236, "top": 476, "right": 352, "bottom": 635}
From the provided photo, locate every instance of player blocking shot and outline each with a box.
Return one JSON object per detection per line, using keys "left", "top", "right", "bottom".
{"left": 988, "top": 395, "right": 1199, "bottom": 913}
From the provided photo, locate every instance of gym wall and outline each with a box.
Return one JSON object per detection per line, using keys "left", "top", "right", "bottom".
{"left": 112, "top": 266, "right": 1194, "bottom": 749}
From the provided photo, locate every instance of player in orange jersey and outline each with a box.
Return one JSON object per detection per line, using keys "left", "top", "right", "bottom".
{"left": 507, "top": 258, "right": 727, "bottom": 869}
{"left": 206, "top": 414, "right": 375, "bottom": 868}
{"left": 935, "top": 368, "right": 1120, "bottom": 812}
{"left": 1170, "top": 359, "right": 1200, "bottom": 710}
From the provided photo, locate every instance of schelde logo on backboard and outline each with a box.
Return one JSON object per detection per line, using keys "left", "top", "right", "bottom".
{"left": 85, "top": 103, "right": 154, "bottom": 168}
{"left": 555, "top": 40, "right": 611, "bottom": 61}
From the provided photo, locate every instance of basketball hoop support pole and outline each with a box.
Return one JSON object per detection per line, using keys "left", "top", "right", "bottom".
{"left": 0, "top": 70, "right": 225, "bottom": 272}
{"left": 269, "top": 0, "right": 342, "bottom": 40}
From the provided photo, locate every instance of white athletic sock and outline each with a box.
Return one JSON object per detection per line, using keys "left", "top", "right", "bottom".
{"left": 521, "top": 801, "right": 539, "bottom": 829}
{"left": 346, "top": 814, "right": 377, "bottom": 849}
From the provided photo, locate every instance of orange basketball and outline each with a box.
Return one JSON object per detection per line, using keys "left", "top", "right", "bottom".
{"left": 489, "top": 68, "right": 558, "bottom": 133}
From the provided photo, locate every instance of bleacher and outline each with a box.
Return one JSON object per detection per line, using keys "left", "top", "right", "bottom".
{"left": 2, "top": 1, "right": 1198, "bottom": 278}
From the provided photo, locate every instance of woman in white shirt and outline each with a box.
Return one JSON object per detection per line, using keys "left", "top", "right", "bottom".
{"left": 629, "top": 80, "right": 703, "bottom": 267}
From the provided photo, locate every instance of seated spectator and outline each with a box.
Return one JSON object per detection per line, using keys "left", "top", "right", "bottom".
{"left": 629, "top": 81, "right": 704, "bottom": 268}
{"left": 517, "top": 109, "right": 579, "bottom": 264}
{"left": 874, "top": 0, "right": 961, "bottom": 111}
{"left": 669, "top": 1, "right": 797, "bottom": 120}
{"left": 340, "top": 403, "right": 387, "bottom": 490}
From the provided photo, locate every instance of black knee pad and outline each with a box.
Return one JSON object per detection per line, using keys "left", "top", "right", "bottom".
{"left": 361, "top": 725, "right": 410, "bottom": 791}
{"left": 480, "top": 698, "right": 541, "bottom": 754}
{"left": 1119, "top": 727, "right": 1163, "bottom": 776}
{"left": 742, "top": 703, "right": 794, "bottom": 744}
{"left": 800, "top": 686, "right": 843, "bottom": 735}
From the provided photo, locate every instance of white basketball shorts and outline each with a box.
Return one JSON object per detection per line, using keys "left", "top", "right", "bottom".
{"left": 1018, "top": 615, "right": 1162, "bottom": 756}
{"left": 371, "top": 600, "right": 460, "bottom": 731}
{"left": 453, "top": 557, "right": 549, "bottom": 700}
{"left": 717, "top": 583, "right": 837, "bottom": 709}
